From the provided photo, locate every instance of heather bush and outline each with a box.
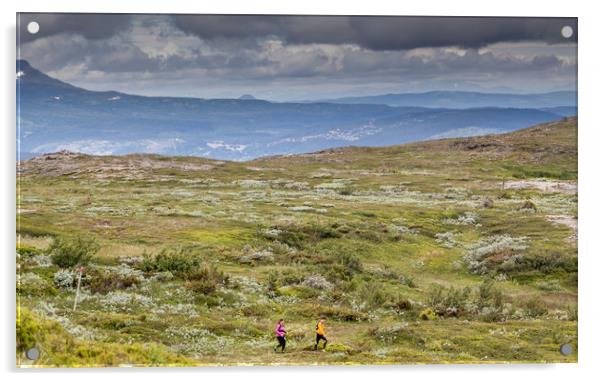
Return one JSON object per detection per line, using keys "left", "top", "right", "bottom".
{"left": 302, "top": 274, "right": 333, "bottom": 290}
{"left": 435, "top": 232, "right": 458, "bottom": 248}
{"left": 443, "top": 212, "right": 479, "bottom": 225}
{"left": 238, "top": 247, "right": 274, "bottom": 263}
{"left": 53, "top": 269, "right": 75, "bottom": 289}
{"left": 463, "top": 235, "right": 528, "bottom": 274}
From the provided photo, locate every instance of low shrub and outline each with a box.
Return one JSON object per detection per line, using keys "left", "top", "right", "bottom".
{"left": 475, "top": 278, "right": 503, "bottom": 310}
{"left": 18, "top": 272, "right": 56, "bottom": 297}
{"left": 523, "top": 298, "right": 548, "bottom": 318}
{"left": 313, "top": 241, "right": 364, "bottom": 280}
{"left": 356, "top": 281, "right": 391, "bottom": 309}
{"left": 519, "top": 200, "right": 537, "bottom": 210}
{"left": 266, "top": 270, "right": 279, "bottom": 293}
{"left": 324, "top": 342, "right": 357, "bottom": 354}
{"left": 498, "top": 251, "right": 577, "bottom": 275}
{"left": 302, "top": 274, "right": 333, "bottom": 290}
{"left": 53, "top": 269, "right": 75, "bottom": 289}
{"left": 337, "top": 187, "right": 354, "bottom": 196}
{"left": 481, "top": 197, "right": 494, "bottom": 208}
{"left": 425, "top": 279, "right": 507, "bottom": 321}
{"left": 398, "top": 274, "right": 417, "bottom": 288}
{"left": 138, "top": 247, "right": 201, "bottom": 277}
{"left": 279, "top": 268, "right": 306, "bottom": 285}
{"left": 388, "top": 295, "right": 413, "bottom": 312}
{"left": 17, "top": 308, "right": 43, "bottom": 353}
{"left": 369, "top": 323, "right": 416, "bottom": 345}
{"left": 48, "top": 236, "right": 100, "bottom": 269}
{"left": 86, "top": 267, "right": 141, "bottom": 294}
{"left": 463, "top": 235, "right": 528, "bottom": 275}
{"left": 184, "top": 264, "right": 228, "bottom": 295}
{"left": 262, "top": 222, "right": 341, "bottom": 249}
{"left": 238, "top": 247, "right": 274, "bottom": 264}
{"left": 427, "top": 284, "right": 471, "bottom": 317}
{"left": 17, "top": 244, "right": 41, "bottom": 258}
{"left": 419, "top": 308, "right": 437, "bottom": 321}
{"left": 534, "top": 279, "right": 564, "bottom": 291}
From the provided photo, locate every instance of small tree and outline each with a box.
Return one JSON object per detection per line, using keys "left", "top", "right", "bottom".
{"left": 48, "top": 236, "right": 100, "bottom": 269}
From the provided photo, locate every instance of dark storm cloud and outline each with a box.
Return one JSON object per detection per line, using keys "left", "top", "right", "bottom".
{"left": 18, "top": 13, "right": 133, "bottom": 43}
{"left": 173, "top": 15, "right": 577, "bottom": 50}
{"left": 19, "top": 14, "right": 576, "bottom": 50}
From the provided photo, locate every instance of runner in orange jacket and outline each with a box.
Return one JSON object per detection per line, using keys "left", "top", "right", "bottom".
{"left": 314, "top": 317, "right": 328, "bottom": 350}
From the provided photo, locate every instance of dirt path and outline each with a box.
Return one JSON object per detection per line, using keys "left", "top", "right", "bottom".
{"left": 503, "top": 180, "right": 577, "bottom": 194}
{"left": 546, "top": 215, "right": 578, "bottom": 241}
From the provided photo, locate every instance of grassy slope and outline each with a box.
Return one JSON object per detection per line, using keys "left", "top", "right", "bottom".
{"left": 17, "top": 117, "right": 577, "bottom": 366}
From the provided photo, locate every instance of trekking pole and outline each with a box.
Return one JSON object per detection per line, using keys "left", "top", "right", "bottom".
{"left": 73, "top": 266, "right": 84, "bottom": 311}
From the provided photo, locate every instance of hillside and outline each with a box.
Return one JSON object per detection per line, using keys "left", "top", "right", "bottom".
{"left": 17, "top": 118, "right": 577, "bottom": 366}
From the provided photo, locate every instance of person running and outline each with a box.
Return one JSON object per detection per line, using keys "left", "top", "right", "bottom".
{"left": 274, "top": 318, "right": 287, "bottom": 352}
{"left": 314, "top": 317, "right": 328, "bottom": 350}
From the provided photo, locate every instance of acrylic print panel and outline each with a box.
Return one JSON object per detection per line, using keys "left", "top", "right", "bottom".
{"left": 16, "top": 13, "right": 578, "bottom": 367}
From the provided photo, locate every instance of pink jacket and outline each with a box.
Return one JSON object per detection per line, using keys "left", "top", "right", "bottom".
{"left": 275, "top": 323, "right": 286, "bottom": 337}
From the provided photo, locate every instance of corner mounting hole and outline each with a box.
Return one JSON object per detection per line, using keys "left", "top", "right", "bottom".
{"left": 26, "top": 347, "right": 40, "bottom": 360}
{"left": 27, "top": 21, "right": 39, "bottom": 34}
{"left": 559, "top": 343, "right": 573, "bottom": 356}
{"left": 561, "top": 25, "right": 573, "bottom": 39}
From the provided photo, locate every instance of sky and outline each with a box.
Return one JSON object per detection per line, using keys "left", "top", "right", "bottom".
{"left": 17, "top": 14, "right": 577, "bottom": 101}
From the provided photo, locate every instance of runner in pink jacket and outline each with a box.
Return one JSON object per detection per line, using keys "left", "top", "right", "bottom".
{"left": 274, "top": 319, "right": 287, "bottom": 352}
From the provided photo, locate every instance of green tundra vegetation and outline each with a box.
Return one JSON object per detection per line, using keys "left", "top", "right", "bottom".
{"left": 16, "top": 117, "right": 577, "bottom": 366}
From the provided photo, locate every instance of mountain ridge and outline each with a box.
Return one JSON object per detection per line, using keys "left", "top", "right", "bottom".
{"left": 315, "top": 89, "right": 577, "bottom": 109}
{"left": 17, "top": 60, "right": 574, "bottom": 160}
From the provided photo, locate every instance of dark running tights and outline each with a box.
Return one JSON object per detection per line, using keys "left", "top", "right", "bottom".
{"left": 276, "top": 336, "right": 286, "bottom": 351}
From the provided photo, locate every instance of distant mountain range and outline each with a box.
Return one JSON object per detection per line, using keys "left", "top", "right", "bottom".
{"left": 316, "top": 90, "right": 577, "bottom": 109}
{"left": 16, "top": 60, "right": 576, "bottom": 161}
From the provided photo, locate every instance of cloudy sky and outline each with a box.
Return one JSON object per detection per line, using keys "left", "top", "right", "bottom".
{"left": 17, "top": 14, "right": 577, "bottom": 100}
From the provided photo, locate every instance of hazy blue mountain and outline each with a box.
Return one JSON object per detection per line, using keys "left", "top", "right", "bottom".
{"left": 16, "top": 60, "right": 572, "bottom": 161}
{"left": 538, "top": 106, "right": 578, "bottom": 117}
{"left": 238, "top": 94, "right": 257, "bottom": 100}
{"left": 317, "top": 90, "right": 577, "bottom": 109}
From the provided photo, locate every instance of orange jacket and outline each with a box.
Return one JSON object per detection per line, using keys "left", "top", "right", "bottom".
{"left": 316, "top": 321, "right": 325, "bottom": 336}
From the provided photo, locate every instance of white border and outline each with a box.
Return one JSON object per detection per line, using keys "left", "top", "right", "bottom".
{"left": 2, "top": 1, "right": 601, "bottom": 380}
